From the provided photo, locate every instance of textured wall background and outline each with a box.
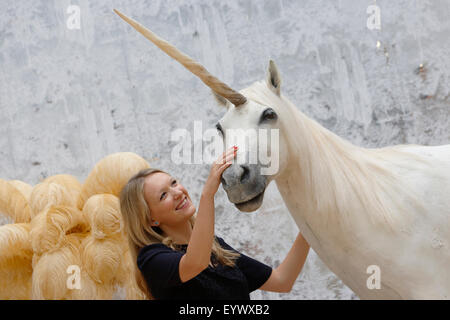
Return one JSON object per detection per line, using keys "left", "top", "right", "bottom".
{"left": 0, "top": 0, "right": 448, "bottom": 299}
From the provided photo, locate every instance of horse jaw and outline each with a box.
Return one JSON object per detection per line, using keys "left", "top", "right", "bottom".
{"left": 234, "top": 188, "right": 266, "bottom": 212}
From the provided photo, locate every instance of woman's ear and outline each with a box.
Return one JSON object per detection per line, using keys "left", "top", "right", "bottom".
{"left": 149, "top": 218, "right": 160, "bottom": 226}
{"left": 266, "top": 60, "right": 282, "bottom": 96}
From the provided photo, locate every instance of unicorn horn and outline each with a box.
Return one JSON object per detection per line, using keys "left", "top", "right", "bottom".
{"left": 113, "top": 9, "right": 247, "bottom": 107}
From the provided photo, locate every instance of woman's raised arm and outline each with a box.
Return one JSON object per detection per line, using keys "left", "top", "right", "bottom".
{"left": 178, "top": 147, "right": 237, "bottom": 282}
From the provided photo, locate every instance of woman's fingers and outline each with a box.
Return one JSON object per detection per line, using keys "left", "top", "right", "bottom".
{"left": 224, "top": 153, "right": 236, "bottom": 163}
{"left": 218, "top": 151, "right": 237, "bottom": 173}
{"left": 216, "top": 147, "right": 238, "bottom": 165}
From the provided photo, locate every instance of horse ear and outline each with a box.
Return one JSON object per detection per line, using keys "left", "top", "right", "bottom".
{"left": 212, "top": 90, "right": 231, "bottom": 109}
{"left": 266, "top": 60, "right": 281, "bottom": 96}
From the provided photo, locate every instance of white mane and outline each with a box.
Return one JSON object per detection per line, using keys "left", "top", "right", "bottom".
{"left": 241, "top": 80, "right": 429, "bottom": 232}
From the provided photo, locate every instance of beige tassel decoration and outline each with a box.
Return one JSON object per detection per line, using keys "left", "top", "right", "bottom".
{"left": 0, "top": 152, "right": 150, "bottom": 299}
{"left": 8, "top": 180, "right": 33, "bottom": 203}
{"left": 0, "top": 179, "right": 32, "bottom": 223}
{"left": 0, "top": 223, "right": 33, "bottom": 299}
{"left": 82, "top": 194, "right": 127, "bottom": 299}
{"left": 29, "top": 182, "right": 78, "bottom": 220}
{"left": 77, "top": 152, "right": 150, "bottom": 210}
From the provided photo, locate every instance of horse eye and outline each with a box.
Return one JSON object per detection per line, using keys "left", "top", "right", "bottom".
{"left": 262, "top": 108, "right": 278, "bottom": 122}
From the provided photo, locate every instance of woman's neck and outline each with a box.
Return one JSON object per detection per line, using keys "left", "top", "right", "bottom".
{"left": 160, "top": 221, "right": 193, "bottom": 245}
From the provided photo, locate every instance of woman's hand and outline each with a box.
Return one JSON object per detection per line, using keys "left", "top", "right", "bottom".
{"left": 202, "top": 146, "right": 238, "bottom": 197}
{"left": 259, "top": 232, "right": 310, "bottom": 293}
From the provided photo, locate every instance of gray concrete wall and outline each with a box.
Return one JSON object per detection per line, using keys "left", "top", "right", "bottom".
{"left": 0, "top": 0, "right": 448, "bottom": 299}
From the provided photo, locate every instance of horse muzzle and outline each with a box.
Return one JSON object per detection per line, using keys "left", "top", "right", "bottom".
{"left": 221, "top": 163, "right": 267, "bottom": 212}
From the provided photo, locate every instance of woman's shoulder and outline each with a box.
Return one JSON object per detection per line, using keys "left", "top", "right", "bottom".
{"left": 138, "top": 242, "right": 181, "bottom": 258}
{"left": 137, "top": 243, "right": 182, "bottom": 270}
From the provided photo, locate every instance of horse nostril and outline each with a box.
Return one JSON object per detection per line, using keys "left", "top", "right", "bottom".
{"left": 221, "top": 177, "right": 227, "bottom": 186}
{"left": 240, "top": 165, "right": 250, "bottom": 183}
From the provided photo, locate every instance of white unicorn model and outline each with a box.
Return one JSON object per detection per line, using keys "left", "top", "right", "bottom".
{"left": 115, "top": 10, "right": 450, "bottom": 299}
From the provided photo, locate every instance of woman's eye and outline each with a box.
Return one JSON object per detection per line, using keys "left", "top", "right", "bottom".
{"left": 160, "top": 180, "right": 178, "bottom": 200}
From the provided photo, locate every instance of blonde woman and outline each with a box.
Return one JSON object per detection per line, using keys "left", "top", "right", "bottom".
{"left": 119, "top": 146, "right": 310, "bottom": 300}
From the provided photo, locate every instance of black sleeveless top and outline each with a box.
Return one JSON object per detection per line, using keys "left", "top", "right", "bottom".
{"left": 137, "top": 236, "right": 272, "bottom": 300}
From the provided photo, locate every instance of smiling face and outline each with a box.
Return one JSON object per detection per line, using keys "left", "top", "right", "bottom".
{"left": 143, "top": 172, "right": 196, "bottom": 226}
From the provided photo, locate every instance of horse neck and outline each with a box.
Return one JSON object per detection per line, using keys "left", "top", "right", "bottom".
{"left": 242, "top": 84, "right": 411, "bottom": 229}
{"left": 275, "top": 103, "right": 389, "bottom": 229}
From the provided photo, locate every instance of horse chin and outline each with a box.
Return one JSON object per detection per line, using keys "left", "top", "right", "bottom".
{"left": 234, "top": 190, "right": 265, "bottom": 212}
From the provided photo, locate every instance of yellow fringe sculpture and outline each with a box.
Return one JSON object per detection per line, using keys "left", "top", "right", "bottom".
{"left": 0, "top": 152, "right": 150, "bottom": 299}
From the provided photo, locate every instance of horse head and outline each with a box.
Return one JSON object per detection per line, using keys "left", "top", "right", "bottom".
{"left": 213, "top": 61, "right": 291, "bottom": 212}
{"left": 114, "top": 10, "right": 292, "bottom": 212}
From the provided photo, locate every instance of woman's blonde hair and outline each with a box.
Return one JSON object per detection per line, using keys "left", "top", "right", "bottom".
{"left": 119, "top": 168, "right": 240, "bottom": 299}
